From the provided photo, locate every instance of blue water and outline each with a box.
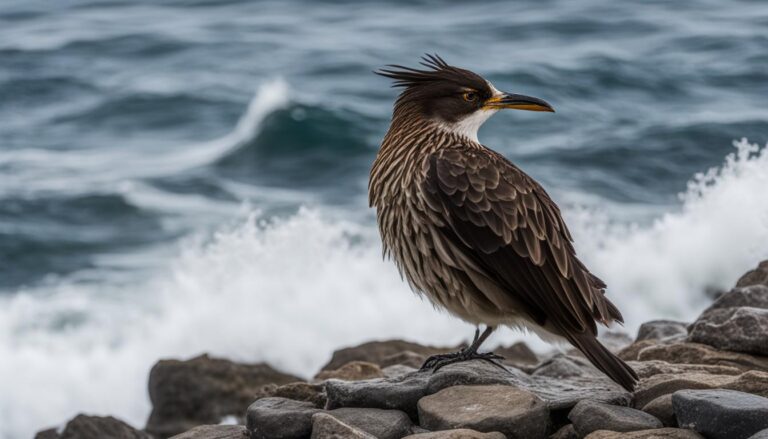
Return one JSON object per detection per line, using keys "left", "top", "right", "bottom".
{"left": 2, "top": 1, "right": 768, "bottom": 437}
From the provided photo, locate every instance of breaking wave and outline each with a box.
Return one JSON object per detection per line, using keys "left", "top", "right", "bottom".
{"left": 2, "top": 139, "right": 768, "bottom": 438}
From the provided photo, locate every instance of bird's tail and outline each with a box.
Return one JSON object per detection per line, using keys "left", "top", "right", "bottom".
{"left": 566, "top": 332, "right": 638, "bottom": 391}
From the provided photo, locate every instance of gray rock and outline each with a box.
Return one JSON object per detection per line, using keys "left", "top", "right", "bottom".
{"left": 169, "top": 425, "right": 247, "bottom": 439}
{"left": 550, "top": 424, "right": 578, "bottom": 439}
{"left": 641, "top": 394, "right": 677, "bottom": 427}
{"left": 382, "top": 364, "right": 418, "bottom": 378}
{"left": 584, "top": 429, "right": 704, "bottom": 438}
{"left": 310, "top": 413, "right": 376, "bottom": 439}
{"left": 147, "top": 354, "right": 300, "bottom": 438}
{"left": 57, "top": 415, "right": 149, "bottom": 439}
{"left": 629, "top": 359, "right": 743, "bottom": 380}
{"left": 748, "top": 428, "right": 768, "bottom": 439}
{"left": 324, "top": 369, "right": 431, "bottom": 418}
{"left": 322, "top": 340, "right": 446, "bottom": 370}
{"left": 705, "top": 285, "right": 768, "bottom": 311}
{"left": 673, "top": 389, "right": 768, "bottom": 439}
{"left": 325, "top": 359, "right": 630, "bottom": 418}
{"left": 33, "top": 429, "right": 60, "bottom": 439}
{"left": 259, "top": 381, "right": 326, "bottom": 408}
{"left": 636, "top": 320, "right": 689, "bottom": 342}
{"left": 246, "top": 397, "right": 322, "bottom": 439}
{"left": 381, "top": 351, "right": 427, "bottom": 369}
{"left": 417, "top": 385, "right": 549, "bottom": 439}
{"left": 568, "top": 400, "right": 662, "bottom": 436}
{"left": 533, "top": 354, "right": 602, "bottom": 379}
{"left": 494, "top": 341, "right": 539, "bottom": 366}
{"left": 327, "top": 408, "right": 412, "bottom": 439}
{"left": 735, "top": 260, "right": 768, "bottom": 288}
{"left": 689, "top": 307, "right": 768, "bottom": 355}
{"left": 636, "top": 342, "right": 768, "bottom": 372}
{"left": 634, "top": 370, "right": 768, "bottom": 408}
{"left": 315, "top": 361, "right": 384, "bottom": 381}
{"left": 404, "top": 429, "right": 506, "bottom": 438}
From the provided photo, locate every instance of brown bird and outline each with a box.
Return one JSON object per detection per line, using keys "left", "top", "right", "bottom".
{"left": 369, "top": 54, "right": 638, "bottom": 391}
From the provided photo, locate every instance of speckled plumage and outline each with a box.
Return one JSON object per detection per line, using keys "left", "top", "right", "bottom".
{"left": 369, "top": 55, "right": 638, "bottom": 391}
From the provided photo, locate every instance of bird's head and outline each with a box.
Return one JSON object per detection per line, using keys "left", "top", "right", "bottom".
{"left": 375, "top": 54, "right": 553, "bottom": 142}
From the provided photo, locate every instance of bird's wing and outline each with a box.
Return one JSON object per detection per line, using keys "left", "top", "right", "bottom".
{"left": 420, "top": 146, "right": 620, "bottom": 335}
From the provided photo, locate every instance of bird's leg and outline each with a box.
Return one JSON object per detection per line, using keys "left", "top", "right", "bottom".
{"left": 420, "top": 326, "right": 506, "bottom": 372}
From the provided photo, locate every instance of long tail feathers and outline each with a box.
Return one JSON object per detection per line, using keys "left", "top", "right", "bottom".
{"left": 566, "top": 332, "right": 638, "bottom": 392}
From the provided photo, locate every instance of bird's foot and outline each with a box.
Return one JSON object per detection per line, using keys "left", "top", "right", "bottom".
{"left": 420, "top": 349, "right": 506, "bottom": 372}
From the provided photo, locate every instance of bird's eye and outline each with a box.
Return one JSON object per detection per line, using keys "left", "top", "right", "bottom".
{"left": 463, "top": 92, "right": 478, "bottom": 102}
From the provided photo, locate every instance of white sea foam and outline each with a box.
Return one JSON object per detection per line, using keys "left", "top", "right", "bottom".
{"left": 2, "top": 140, "right": 768, "bottom": 439}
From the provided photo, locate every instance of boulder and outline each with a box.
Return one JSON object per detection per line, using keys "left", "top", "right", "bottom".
{"left": 310, "top": 413, "right": 376, "bottom": 439}
{"left": 584, "top": 428, "right": 704, "bottom": 438}
{"left": 634, "top": 370, "right": 768, "bottom": 408}
{"left": 169, "top": 425, "right": 247, "bottom": 439}
{"left": 688, "top": 307, "right": 768, "bottom": 355}
{"left": 494, "top": 341, "right": 539, "bottom": 366}
{"left": 315, "top": 361, "right": 384, "bottom": 381}
{"left": 533, "top": 355, "right": 603, "bottom": 379}
{"left": 381, "top": 351, "right": 427, "bottom": 369}
{"left": 246, "top": 397, "right": 321, "bottom": 439}
{"left": 673, "top": 389, "right": 768, "bottom": 439}
{"left": 735, "top": 260, "right": 768, "bottom": 288}
{"left": 259, "top": 382, "right": 326, "bottom": 408}
{"left": 636, "top": 321, "right": 688, "bottom": 342}
{"left": 629, "top": 360, "right": 743, "bottom": 380}
{"left": 636, "top": 342, "right": 768, "bottom": 372}
{"left": 146, "top": 355, "right": 300, "bottom": 438}
{"left": 417, "top": 385, "right": 549, "bottom": 439}
{"left": 325, "top": 360, "right": 630, "bottom": 419}
{"left": 641, "top": 394, "right": 677, "bottom": 427}
{"left": 549, "top": 424, "right": 578, "bottom": 439}
{"left": 403, "top": 429, "right": 506, "bottom": 438}
{"left": 34, "top": 429, "right": 60, "bottom": 439}
{"left": 619, "top": 341, "right": 658, "bottom": 361}
{"left": 57, "top": 415, "right": 149, "bottom": 439}
{"left": 704, "top": 285, "right": 768, "bottom": 311}
{"left": 568, "top": 400, "right": 662, "bottom": 436}
{"left": 326, "top": 408, "right": 412, "bottom": 439}
{"left": 321, "top": 340, "right": 446, "bottom": 370}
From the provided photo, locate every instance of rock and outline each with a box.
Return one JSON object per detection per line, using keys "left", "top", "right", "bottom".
{"left": 636, "top": 342, "right": 768, "bottom": 372}
{"left": 568, "top": 400, "right": 662, "bottom": 436}
{"left": 533, "top": 355, "right": 603, "bottom": 379}
{"left": 550, "top": 424, "right": 578, "bottom": 439}
{"left": 641, "top": 394, "right": 677, "bottom": 427}
{"left": 636, "top": 321, "right": 689, "bottom": 342}
{"left": 748, "top": 429, "right": 768, "bottom": 439}
{"left": 417, "top": 385, "right": 549, "bottom": 439}
{"left": 326, "top": 360, "right": 630, "bottom": 419}
{"left": 634, "top": 370, "right": 768, "bottom": 408}
{"left": 326, "top": 408, "right": 412, "bottom": 439}
{"left": 310, "top": 413, "right": 376, "bottom": 439}
{"left": 494, "top": 341, "right": 539, "bottom": 365}
{"left": 600, "top": 331, "right": 635, "bottom": 353}
{"left": 584, "top": 428, "right": 704, "bottom": 438}
{"left": 260, "top": 382, "right": 326, "bottom": 408}
{"left": 735, "top": 260, "right": 768, "bottom": 288}
{"left": 34, "top": 429, "right": 60, "bottom": 439}
{"left": 147, "top": 354, "right": 300, "bottom": 438}
{"left": 629, "top": 360, "right": 743, "bottom": 380}
{"left": 381, "top": 351, "right": 427, "bottom": 369}
{"left": 403, "top": 429, "right": 506, "bottom": 438}
{"left": 429, "top": 359, "right": 630, "bottom": 411}
{"left": 325, "top": 369, "right": 431, "bottom": 418}
{"left": 673, "top": 389, "right": 768, "bottom": 439}
{"left": 321, "top": 340, "right": 446, "bottom": 370}
{"left": 315, "top": 361, "right": 384, "bottom": 381}
{"left": 688, "top": 307, "right": 768, "bottom": 355}
{"left": 246, "top": 397, "right": 322, "bottom": 439}
{"left": 169, "top": 425, "right": 247, "bottom": 439}
{"left": 57, "top": 415, "right": 149, "bottom": 439}
{"left": 705, "top": 285, "right": 768, "bottom": 311}
{"left": 382, "top": 364, "right": 418, "bottom": 378}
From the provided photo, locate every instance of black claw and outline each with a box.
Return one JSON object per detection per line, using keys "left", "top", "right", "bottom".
{"left": 419, "top": 350, "right": 507, "bottom": 372}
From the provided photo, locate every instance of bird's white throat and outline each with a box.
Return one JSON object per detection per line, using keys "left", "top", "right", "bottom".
{"left": 441, "top": 109, "right": 498, "bottom": 143}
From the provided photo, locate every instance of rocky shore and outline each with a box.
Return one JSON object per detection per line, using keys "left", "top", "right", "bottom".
{"left": 35, "top": 261, "right": 768, "bottom": 439}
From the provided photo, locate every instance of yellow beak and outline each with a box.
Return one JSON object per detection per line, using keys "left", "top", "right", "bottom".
{"left": 484, "top": 93, "right": 555, "bottom": 112}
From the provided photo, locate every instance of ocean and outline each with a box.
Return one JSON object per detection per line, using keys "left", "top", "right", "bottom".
{"left": 2, "top": 0, "right": 768, "bottom": 437}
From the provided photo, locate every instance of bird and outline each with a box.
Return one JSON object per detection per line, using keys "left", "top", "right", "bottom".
{"left": 368, "top": 54, "right": 638, "bottom": 391}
